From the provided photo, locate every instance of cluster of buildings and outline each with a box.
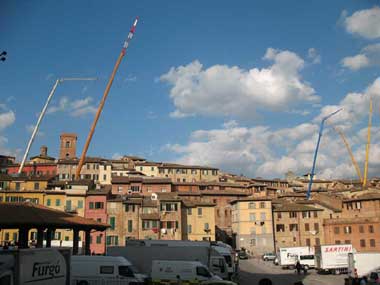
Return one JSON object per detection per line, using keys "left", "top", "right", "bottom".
{"left": 0, "top": 133, "right": 380, "bottom": 255}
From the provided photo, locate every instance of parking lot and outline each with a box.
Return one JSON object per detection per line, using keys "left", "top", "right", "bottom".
{"left": 238, "top": 257, "right": 345, "bottom": 285}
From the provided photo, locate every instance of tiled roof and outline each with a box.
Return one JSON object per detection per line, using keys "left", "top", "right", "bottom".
{"left": 344, "top": 192, "right": 380, "bottom": 202}
{"left": 111, "top": 176, "right": 171, "bottom": 184}
{"left": 273, "top": 203, "right": 322, "bottom": 212}
{"left": 230, "top": 197, "right": 272, "bottom": 204}
{"left": 0, "top": 202, "right": 109, "bottom": 230}
{"left": 200, "top": 190, "right": 250, "bottom": 196}
{"left": 159, "top": 163, "right": 218, "bottom": 170}
{"left": 182, "top": 200, "right": 216, "bottom": 207}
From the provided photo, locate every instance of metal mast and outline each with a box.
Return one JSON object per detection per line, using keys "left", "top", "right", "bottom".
{"left": 75, "top": 17, "right": 139, "bottom": 179}
{"left": 306, "top": 109, "right": 342, "bottom": 200}
{"left": 18, "top": 77, "right": 96, "bottom": 175}
{"left": 363, "top": 98, "right": 373, "bottom": 188}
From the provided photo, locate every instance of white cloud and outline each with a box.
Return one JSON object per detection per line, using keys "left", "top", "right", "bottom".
{"left": 308, "top": 48, "right": 321, "bottom": 64}
{"left": 111, "top": 153, "right": 122, "bottom": 160}
{"left": 0, "top": 110, "right": 15, "bottom": 131}
{"left": 165, "top": 78, "right": 380, "bottom": 179}
{"left": 341, "top": 43, "right": 380, "bottom": 71}
{"left": 343, "top": 6, "right": 380, "bottom": 39}
{"left": 47, "top": 96, "right": 97, "bottom": 117}
{"left": 160, "top": 48, "right": 318, "bottom": 119}
{"left": 341, "top": 54, "right": 370, "bottom": 70}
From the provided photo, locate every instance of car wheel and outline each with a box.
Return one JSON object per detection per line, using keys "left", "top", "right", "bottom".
{"left": 304, "top": 265, "right": 309, "bottom": 271}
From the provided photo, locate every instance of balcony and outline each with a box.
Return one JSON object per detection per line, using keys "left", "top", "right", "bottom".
{"left": 64, "top": 206, "right": 78, "bottom": 214}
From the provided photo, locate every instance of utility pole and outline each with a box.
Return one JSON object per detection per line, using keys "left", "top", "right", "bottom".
{"left": 76, "top": 17, "right": 139, "bottom": 179}
{"left": 18, "top": 77, "right": 96, "bottom": 175}
{"left": 306, "top": 109, "right": 342, "bottom": 200}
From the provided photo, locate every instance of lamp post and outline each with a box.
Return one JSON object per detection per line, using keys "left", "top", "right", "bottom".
{"left": 18, "top": 77, "right": 97, "bottom": 175}
{"left": 306, "top": 108, "right": 342, "bottom": 200}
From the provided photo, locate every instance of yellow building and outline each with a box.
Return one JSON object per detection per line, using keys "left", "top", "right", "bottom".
{"left": 231, "top": 198, "right": 274, "bottom": 255}
{"left": 157, "top": 163, "right": 219, "bottom": 183}
{"left": 182, "top": 201, "right": 216, "bottom": 241}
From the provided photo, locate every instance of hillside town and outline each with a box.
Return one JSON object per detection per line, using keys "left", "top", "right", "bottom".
{"left": 1, "top": 132, "right": 379, "bottom": 260}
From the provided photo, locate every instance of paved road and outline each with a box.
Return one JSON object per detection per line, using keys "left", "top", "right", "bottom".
{"left": 238, "top": 258, "right": 345, "bottom": 285}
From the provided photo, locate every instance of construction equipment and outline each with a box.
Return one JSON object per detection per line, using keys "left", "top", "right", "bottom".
{"left": 75, "top": 17, "right": 139, "bottom": 179}
{"left": 363, "top": 98, "right": 373, "bottom": 188}
{"left": 332, "top": 126, "right": 363, "bottom": 182}
{"left": 18, "top": 77, "right": 96, "bottom": 175}
{"left": 306, "top": 109, "right": 342, "bottom": 200}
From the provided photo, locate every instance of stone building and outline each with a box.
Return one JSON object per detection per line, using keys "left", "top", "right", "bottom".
{"left": 231, "top": 198, "right": 274, "bottom": 255}
{"left": 157, "top": 163, "right": 219, "bottom": 182}
{"left": 111, "top": 176, "right": 172, "bottom": 196}
{"left": 59, "top": 133, "right": 77, "bottom": 159}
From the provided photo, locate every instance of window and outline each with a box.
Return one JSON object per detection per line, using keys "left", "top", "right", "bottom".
{"left": 370, "top": 239, "right": 376, "bottom": 247}
{"left": 100, "top": 266, "right": 114, "bottom": 274}
{"left": 276, "top": 224, "right": 285, "bottom": 232}
{"left": 249, "top": 213, "right": 256, "bottom": 221}
{"left": 345, "top": 240, "right": 351, "bottom": 244}
{"left": 131, "top": 186, "right": 140, "bottom": 192}
{"left": 259, "top": 202, "right": 265, "bottom": 208}
{"left": 359, "top": 225, "right": 364, "bottom": 233}
{"left": 217, "top": 209, "right": 220, "bottom": 217}
{"left": 314, "top": 223, "right": 319, "bottom": 232}
{"left": 103, "top": 174, "right": 107, "bottom": 181}
{"left": 187, "top": 208, "right": 192, "bottom": 215}
{"left": 125, "top": 204, "right": 135, "bottom": 212}
{"left": 305, "top": 223, "right": 310, "bottom": 231}
{"left": 302, "top": 211, "right": 311, "bottom": 218}
{"left": 369, "top": 225, "right": 374, "bottom": 233}
{"left": 248, "top": 202, "right": 256, "bottom": 209}
{"left": 289, "top": 212, "right": 297, "bottom": 218}
{"left": 95, "top": 202, "right": 104, "bottom": 209}
{"left": 89, "top": 202, "right": 94, "bottom": 209}
{"left": 110, "top": 217, "right": 116, "bottom": 230}
{"left": 12, "top": 233, "right": 17, "bottom": 241}
{"left": 277, "top": 212, "right": 282, "bottom": 219}
{"left": 78, "top": 200, "right": 83, "bottom": 209}
{"left": 15, "top": 182, "right": 20, "bottom": 191}
{"left": 86, "top": 164, "right": 90, "bottom": 170}
{"left": 260, "top": 213, "right": 266, "bottom": 221}
{"left": 334, "top": 227, "right": 340, "bottom": 234}
{"left": 360, "top": 239, "right": 366, "bottom": 248}
{"left": 106, "top": 235, "right": 119, "bottom": 246}
{"left": 290, "top": 224, "right": 298, "bottom": 231}
{"left": 204, "top": 223, "right": 209, "bottom": 230}
{"left": 250, "top": 239, "right": 256, "bottom": 246}
{"left": 4, "top": 232, "right": 9, "bottom": 241}
{"left": 128, "top": 220, "right": 133, "bottom": 232}
{"left": 96, "top": 235, "right": 102, "bottom": 244}
{"left": 119, "top": 266, "right": 135, "bottom": 278}
{"left": 191, "top": 169, "right": 197, "bottom": 174}
{"left": 65, "top": 141, "right": 70, "bottom": 148}
{"left": 187, "top": 224, "right": 192, "bottom": 234}
{"left": 313, "top": 211, "right": 318, "bottom": 218}
{"left": 315, "top": 238, "right": 320, "bottom": 246}
{"left": 335, "top": 240, "right": 341, "bottom": 244}
{"left": 344, "top": 226, "right": 352, "bottom": 234}
{"left": 196, "top": 266, "right": 211, "bottom": 278}
{"left": 34, "top": 182, "right": 39, "bottom": 190}
{"left": 161, "top": 203, "right": 178, "bottom": 212}
{"left": 46, "top": 199, "right": 51, "bottom": 206}
{"left": 55, "top": 199, "right": 61, "bottom": 206}
{"left": 53, "top": 232, "right": 61, "bottom": 240}
{"left": 198, "top": 208, "right": 203, "bottom": 216}
{"left": 306, "top": 238, "right": 311, "bottom": 247}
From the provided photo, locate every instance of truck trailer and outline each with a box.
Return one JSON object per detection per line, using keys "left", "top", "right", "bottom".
{"left": 278, "top": 246, "right": 313, "bottom": 269}
{"left": 348, "top": 252, "right": 380, "bottom": 278}
{"left": 315, "top": 244, "right": 353, "bottom": 274}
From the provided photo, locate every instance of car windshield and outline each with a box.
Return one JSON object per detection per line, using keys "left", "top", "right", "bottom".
{"left": 119, "top": 265, "right": 136, "bottom": 277}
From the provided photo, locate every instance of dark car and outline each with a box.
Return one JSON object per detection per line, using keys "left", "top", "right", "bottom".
{"left": 238, "top": 251, "right": 249, "bottom": 260}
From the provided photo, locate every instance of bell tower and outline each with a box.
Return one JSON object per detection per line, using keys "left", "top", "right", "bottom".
{"left": 59, "top": 133, "right": 77, "bottom": 159}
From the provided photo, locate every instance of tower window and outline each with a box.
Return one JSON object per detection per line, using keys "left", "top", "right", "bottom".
{"left": 66, "top": 153, "right": 70, "bottom": 158}
{"left": 65, "top": 141, "right": 70, "bottom": 148}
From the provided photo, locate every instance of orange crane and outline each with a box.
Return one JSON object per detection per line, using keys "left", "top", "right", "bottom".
{"left": 363, "top": 98, "right": 373, "bottom": 188}
{"left": 332, "top": 126, "right": 363, "bottom": 182}
{"left": 75, "top": 17, "right": 139, "bottom": 179}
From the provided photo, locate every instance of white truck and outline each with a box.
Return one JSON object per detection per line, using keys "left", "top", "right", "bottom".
{"left": 278, "top": 246, "right": 313, "bottom": 269}
{"left": 0, "top": 248, "right": 70, "bottom": 285}
{"left": 151, "top": 260, "right": 221, "bottom": 284}
{"left": 107, "top": 241, "right": 229, "bottom": 280}
{"left": 348, "top": 252, "right": 380, "bottom": 278}
{"left": 315, "top": 244, "right": 353, "bottom": 274}
{"left": 71, "top": 255, "right": 146, "bottom": 284}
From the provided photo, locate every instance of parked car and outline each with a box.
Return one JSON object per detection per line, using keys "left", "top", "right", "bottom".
{"left": 238, "top": 251, "right": 249, "bottom": 260}
{"left": 369, "top": 270, "right": 380, "bottom": 284}
{"left": 262, "top": 253, "right": 276, "bottom": 261}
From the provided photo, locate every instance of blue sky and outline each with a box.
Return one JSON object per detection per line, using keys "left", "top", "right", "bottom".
{"left": 1, "top": 0, "right": 380, "bottom": 178}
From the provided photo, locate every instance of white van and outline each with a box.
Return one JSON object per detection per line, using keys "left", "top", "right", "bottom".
{"left": 71, "top": 255, "right": 146, "bottom": 285}
{"left": 212, "top": 245, "right": 235, "bottom": 278}
{"left": 299, "top": 254, "right": 315, "bottom": 270}
{"left": 151, "top": 260, "right": 221, "bottom": 284}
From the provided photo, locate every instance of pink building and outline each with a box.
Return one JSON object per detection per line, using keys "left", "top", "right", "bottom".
{"left": 85, "top": 189, "right": 109, "bottom": 254}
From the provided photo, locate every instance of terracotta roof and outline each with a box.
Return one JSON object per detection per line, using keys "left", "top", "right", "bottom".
{"left": 344, "top": 192, "right": 380, "bottom": 202}
{"left": 86, "top": 189, "right": 110, "bottom": 196}
{"left": 159, "top": 163, "right": 218, "bottom": 170}
{"left": 177, "top": 192, "right": 202, "bottom": 196}
{"left": 111, "top": 176, "right": 171, "bottom": 184}
{"left": 182, "top": 200, "right": 216, "bottom": 207}
{"left": 200, "top": 190, "right": 249, "bottom": 196}
{"left": 135, "top": 162, "right": 161, "bottom": 166}
{"left": 230, "top": 197, "right": 272, "bottom": 204}
{"left": 0, "top": 174, "right": 57, "bottom": 182}
{"left": 156, "top": 192, "right": 181, "bottom": 201}
{"left": 0, "top": 202, "right": 109, "bottom": 230}
{"left": 273, "top": 203, "right": 322, "bottom": 212}
{"left": 140, "top": 213, "right": 160, "bottom": 220}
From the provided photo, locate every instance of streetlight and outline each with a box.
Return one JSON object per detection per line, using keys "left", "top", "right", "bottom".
{"left": 18, "top": 77, "right": 97, "bottom": 174}
{"left": 306, "top": 108, "right": 342, "bottom": 200}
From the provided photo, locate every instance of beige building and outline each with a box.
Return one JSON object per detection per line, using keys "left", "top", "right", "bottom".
{"left": 231, "top": 198, "right": 274, "bottom": 255}
{"left": 135, "top": 162, "right": 160, "bottom": 177}
{"left": 182, "top": 201, "right": 216, "bottom": 241}
{"left": 157, "top": 163, "right": 219, "bottom": 182}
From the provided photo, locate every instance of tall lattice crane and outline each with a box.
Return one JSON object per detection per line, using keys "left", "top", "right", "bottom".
{"left": 363, "top": 98, "right": 373, "bottom": 188}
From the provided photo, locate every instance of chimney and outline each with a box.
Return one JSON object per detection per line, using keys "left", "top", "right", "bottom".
{"left": 40, "top": 145, "right": 48, "bottom": 157}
